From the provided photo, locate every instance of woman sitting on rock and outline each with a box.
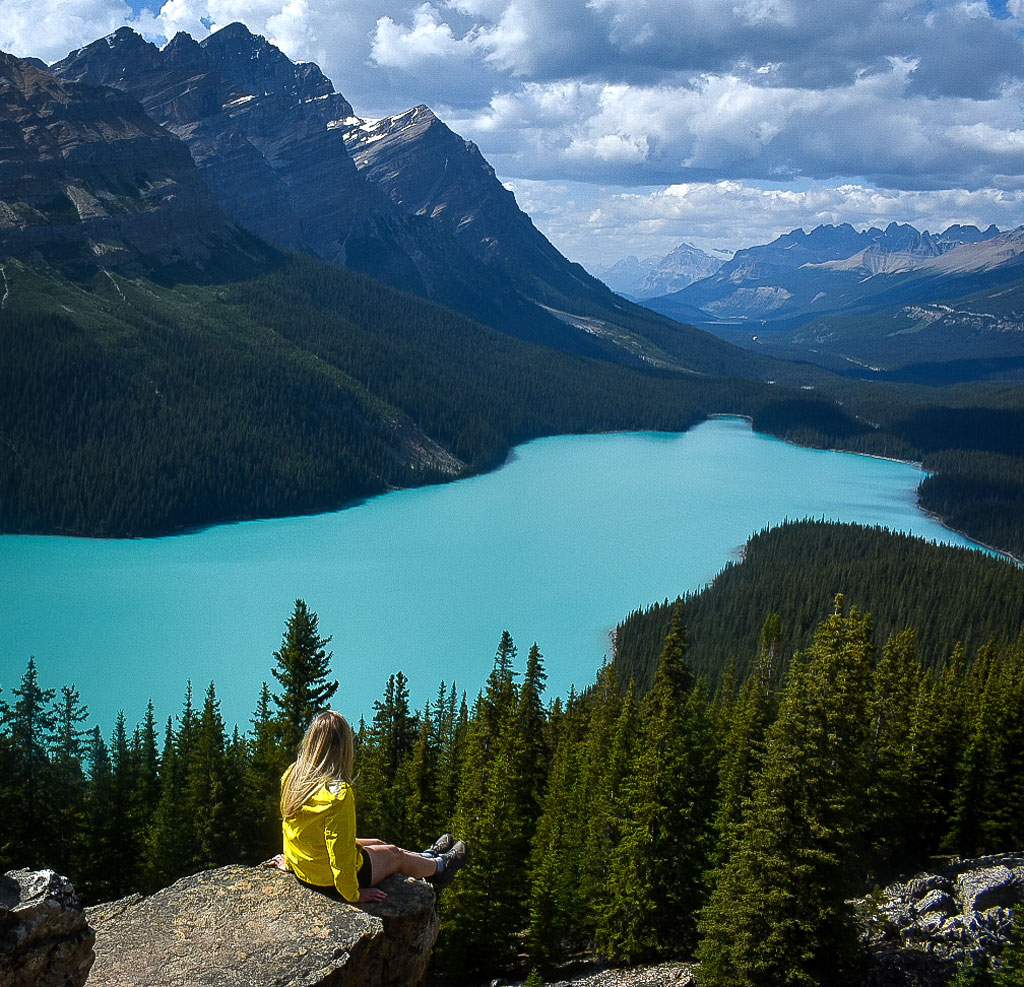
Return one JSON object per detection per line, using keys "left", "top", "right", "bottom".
{"left": 280, "top": 709, "right": 468, "bottom": 903}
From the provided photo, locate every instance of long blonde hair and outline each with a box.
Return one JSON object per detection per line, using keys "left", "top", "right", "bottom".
{"left": 280, "top": 710, "right": 355, "bottom": 820}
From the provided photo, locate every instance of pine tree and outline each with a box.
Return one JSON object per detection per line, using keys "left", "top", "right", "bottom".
{"left": 994, "top": 910, "right": 1024, "bottom": 986}
{"left": 271, "top": 599, "right": 338, "bottom": 754}
{"left": 49, "top": 685, "right": 89, "bottom": 873}
{"left": 597, "top": 604, "right": 717, "bottom": 961}
{"left": 1, "top": 658, "right": 57, "bottom": 866}
{"left": 358, "top": 671, "right": 418, "bottom": 841}
{"left": 865, "top": 629, "right": 926, "bottom": 876}
{"left": 108, "top": 711, "right": 139, "bottom": 896}
{"left": 526, "top": 690, "right": 589, "bottom": 966}
{"left": 403, "top": 701, "right": 440, "bottom": 850}
{"left": 131, "top": 701, "right": 161, "bottom": 871}
{"left": 144, "top": 687, "right": 198, "bottom": 889}
{"left": 584, "top": 670, "right": 637, "bottom": 929}
{"left": 696, "top": 596, "right": 875, "bottom": 987}
{"left": 78, "top": 726, "right": 117, "bottom": 901}
{"left": 187, "top": 683, "right": 231, "bottom": 868}
{"left": 947, "top": 634, "right": 1024, "bottom": 855}
{"left": 247, "top": 682, "right": 286, "bottom": 859}
{"left": 438, "top": 632, "right": 529, "bottom": 975}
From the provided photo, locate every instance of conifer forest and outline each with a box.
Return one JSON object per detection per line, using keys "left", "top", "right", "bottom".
{"left": 2, "top": 522, "right": 1022, "bottom": 985}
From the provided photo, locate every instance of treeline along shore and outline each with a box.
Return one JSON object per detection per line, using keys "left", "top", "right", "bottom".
{"left": 1, "top": 254, "right": 1023, "bottom": 560}
{"left": 2, "top": 522, "right": 1022, "bottom": 983}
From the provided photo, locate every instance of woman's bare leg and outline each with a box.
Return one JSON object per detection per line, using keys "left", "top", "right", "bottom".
{"left": 362, "top": 842, "right": 437, "bottom": 882}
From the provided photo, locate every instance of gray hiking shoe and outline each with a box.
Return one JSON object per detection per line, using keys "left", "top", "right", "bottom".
{"left": 428, "top": 840, "right": 469, "bottom": 891}
{"left": 423, "top": 833, "right": 454, "bottom": 856}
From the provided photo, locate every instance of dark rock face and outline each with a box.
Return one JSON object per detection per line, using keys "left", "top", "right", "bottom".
{"left": 345, "top": 105, "right": 608, "bottom": 306}
{"left": 857, "top": 853, "right": 1024, "bottom": 987}
{"left": 0, "top": 49, "right": 253, "bottom": 277}
{"left": 50, "top": 25, "right": 626, "bottom": 353}
{"left": 0, "top": 868, "right": 95, "bottom": 987}
{"left": 85, "top": 864, "right": 439, "bottom": 987}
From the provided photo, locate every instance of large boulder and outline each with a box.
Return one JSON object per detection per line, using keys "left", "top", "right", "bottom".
{"left": 857, "top": 852, "right": 1024, "bottom": 987}
{"left": 0, "top": 868, "right": 95, "bottom": 987}
{"left": 85, "top": 864, "right": 439, "bottom": 987}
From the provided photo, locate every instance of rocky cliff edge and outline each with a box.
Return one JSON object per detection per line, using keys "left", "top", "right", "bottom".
{"left": 85, "top": 864, "right": 439, "bottom": 987}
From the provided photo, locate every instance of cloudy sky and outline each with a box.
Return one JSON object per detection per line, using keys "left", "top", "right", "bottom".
{"left": 5, "top": 0, "right": 1024, "bottom": 267}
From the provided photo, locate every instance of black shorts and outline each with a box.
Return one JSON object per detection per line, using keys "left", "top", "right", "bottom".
{"left": 295, "top": 849, "right": 373, "bottom": 901}
{"left": 357, "top": 849, "right": 373, "bottom": 888}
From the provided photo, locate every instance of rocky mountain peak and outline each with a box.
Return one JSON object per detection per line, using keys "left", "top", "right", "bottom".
{"left": 197, "top": 22, "right": 332, "bottom": 99}
{"left": 56, "top": 28, "right": 159, "bottom": 86}
{"left": 0, "top": 46, "right": 251, "bottom": 278}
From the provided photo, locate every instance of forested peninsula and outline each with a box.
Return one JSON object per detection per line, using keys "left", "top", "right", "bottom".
{"left": 2, "top": 522, "right": 1022, "bottom": 984}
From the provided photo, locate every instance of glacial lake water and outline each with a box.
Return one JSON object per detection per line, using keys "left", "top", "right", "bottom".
{"left": 0, "top": 416, "right": 987, "bottom": 734}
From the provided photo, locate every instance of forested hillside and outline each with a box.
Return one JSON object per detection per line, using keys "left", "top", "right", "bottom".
{"left": 614, "top": 520, "right": 1024, "bottom": 693}
{"left": 749, "top": 384, "right": 1024, "bottom": 559}
{"left": 1, "top": 525, "right": 1021, "bottom": 983}
{"left": 0, "top": 254, "right": 778, "bottom": 536}
{"left": 4, "top": 249, "right": 1024, "bottom": 557}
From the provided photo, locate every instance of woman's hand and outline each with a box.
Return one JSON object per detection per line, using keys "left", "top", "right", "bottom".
{"left": 358, "top": 887, "right": 387, "bottom": 903}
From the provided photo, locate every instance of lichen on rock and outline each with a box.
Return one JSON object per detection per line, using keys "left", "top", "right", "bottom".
{"left": 85, "top": 863, "right": 439, "bottom": 987}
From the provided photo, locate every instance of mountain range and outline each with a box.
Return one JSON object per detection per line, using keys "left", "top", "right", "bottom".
{"left": 0, "top": 31, "right": 797, "bottom": 537}
{"left": 2, "top": 25, "right": 1022, "bottom": 546}
{"left": 46, "top": 23, "right": 766, "bottom": 375}
{"left": 591, "top": 242, "right": 727, "bottom": 299}
{"left": 638, "top": 222, "right": 1024, "bottom": 381}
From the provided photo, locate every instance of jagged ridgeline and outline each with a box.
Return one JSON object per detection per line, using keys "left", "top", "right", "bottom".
{"left": 614, "top": 519, "right": 1024, "bottom": 693}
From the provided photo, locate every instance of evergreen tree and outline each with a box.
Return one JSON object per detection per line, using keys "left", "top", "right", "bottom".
{"left": 131, "top": 701, "right": 161, "bottom": 870}
{"left": 78, "top": 726, "right": 117, "bottom": 901}
{"left": 865, "top": 629, "right": 927, "bottom": 876}
{"left": 915, "top": 647, "right": 970, "bottom": 853}
{"left": 247, "top": 682, "right": 286, "bottom": 859}
{"left": 108, "top": 711, "right": 139, "bottom": 896}
{"left": 994, "top": 910, "right": 1024, "bottom": 986}
{"left": 358, "top": 671, "right": 418, "bottom": 841}
{"left": 50, "top": 685, "right": 89, "bottom": 873}
{"left": 187, "top": 683, "right": 231, "bottom": 868}
{"left": 271, "top": 599, "right": 338, "bottom": 754}
{"left": 696, "top": 597, "right": 875, "bottom": 987}
{"left": 1, "top": 658, "right": 57, "bottom": 866}
{"left": 584, "top": 671, "right": 638, "bottom": 928}
{"left": 947, "top": 634, "right": 1024, "bottom": 855}
{"left": 597, "top": 604, "right": 718, "bottom": 961}
{"left": 526, "top": 690, "right": 589, "bottom": 966}
{"left": 431, "top": 681, "right": 464, "bottom": 829}
{"left": 144, "top": 687, "right": 198, "bottom": 889}
{"left": 517, "top": 644, "right": 550, "bottom": 821}
{"left": 439, "top": 632, "right": 529, "bottom": 975}
{"left": 403, "top": 701, "right": 440, "bottom": 850}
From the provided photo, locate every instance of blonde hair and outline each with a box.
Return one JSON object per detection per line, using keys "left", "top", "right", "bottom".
{"left": 280, "top": 710, "right": 355, "bottom": 820}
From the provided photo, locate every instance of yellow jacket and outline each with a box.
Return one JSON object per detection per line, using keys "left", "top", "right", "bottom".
{"left": 282, "top": 779, "right": 363, "bottom": 902}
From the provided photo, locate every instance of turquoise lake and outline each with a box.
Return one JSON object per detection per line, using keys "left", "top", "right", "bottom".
{"left": 0, "top": 417, "right": 986, "bottom": 733}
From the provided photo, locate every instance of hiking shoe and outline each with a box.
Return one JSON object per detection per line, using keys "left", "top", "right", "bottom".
{"left": 429, "top": 840, "right": 469, "bottom": 891}
{"left": 423, "top": 833, "right": 454, "bottom": 857}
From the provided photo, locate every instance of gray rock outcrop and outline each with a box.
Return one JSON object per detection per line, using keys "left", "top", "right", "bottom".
{"left": 857, "top": 853, "right": 1024, "bottom": 986}
{"left": 85, "top": 864, "right": 439, "bottom": 987}
{"left": 0, "top": 50, "right": 259, "bottom": 279}
{"left": 0, "top": 868, "right": 95, "bottom": 987}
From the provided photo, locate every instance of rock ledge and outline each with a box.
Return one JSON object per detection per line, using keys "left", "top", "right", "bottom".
{"left": 86, "top": 864, "right": 439, "bottom": 987}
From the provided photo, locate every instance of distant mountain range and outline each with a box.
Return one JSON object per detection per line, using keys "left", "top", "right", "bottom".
{"left": 592, "top": 242, "right": 728, "bottom": 299}
{"left": 42, "top": 23, "right": 770, "bottom": 377}
{"left": 636, "top": 223, "right": 1024, "bottom": 382}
